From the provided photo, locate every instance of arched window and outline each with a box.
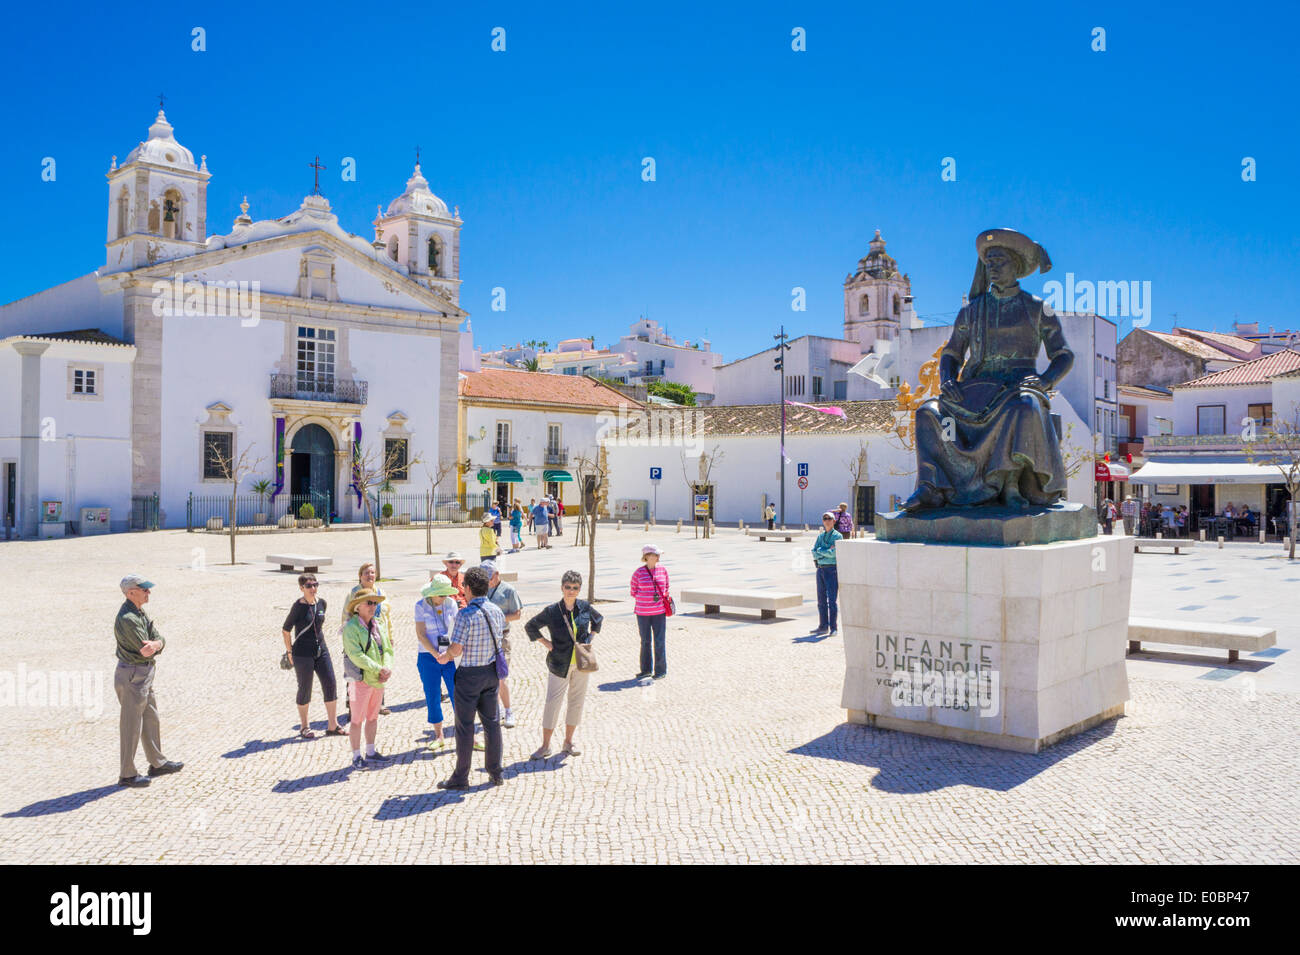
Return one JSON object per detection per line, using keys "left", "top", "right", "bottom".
{"left": 859, "top": 293, "right": 869, "bottom": 316}
{"left": 427, "top": 235, "right": 441, "bottom": 275}
{"left": 161, "top": 188, "right": 183, "bottom": 239}
{"left": 387, "top": 235, "right": 399, "bottom": 262}
{"left": 116, "top": 187, "right": 129, "bottom": 238}
{"left": 893, "top": 293, "right": 901, "bottom": 316}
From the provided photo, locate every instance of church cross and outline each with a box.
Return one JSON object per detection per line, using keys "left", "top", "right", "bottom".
{"left": 415, "top": 145, "right": 421, "bottom": 166}
{"left": 309, "top": 155, "right": 326, "bottom": 195}
{"left": 158, "top": 92, "right": 166, "bottom": 110}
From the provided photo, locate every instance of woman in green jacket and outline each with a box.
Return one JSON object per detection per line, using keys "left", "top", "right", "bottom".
{"left": 342, "top": 588, "right": 394, "bottom": 769}
{"left": 810, "top": 512, "right": 842, "bottom": 636}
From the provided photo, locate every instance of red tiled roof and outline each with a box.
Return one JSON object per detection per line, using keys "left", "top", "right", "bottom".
{"left": 1144, "top": 330, "right": 1240, "bottom": 363}
{"left": 459, "top": 369, "right": 639, "bottom": 409}
{"left": 1176, "top": 349, "right": 1300, "bottom": 388}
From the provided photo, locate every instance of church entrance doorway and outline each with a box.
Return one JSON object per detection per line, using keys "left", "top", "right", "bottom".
{"left": 289, "top": 424, "right": 335, "bottom": 520}
{"left": 855, "top": 484, "right": 876, "bottom": 529}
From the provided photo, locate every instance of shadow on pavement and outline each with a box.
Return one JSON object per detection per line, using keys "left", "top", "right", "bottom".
{"left": 596, "top": 677, "right": 645, "bottom": 693}
{"left": 789, "top": 718, "right": 1120, "bottom": 794}
{"left": 3, "top": 785, "right": 123, "bottom": 817}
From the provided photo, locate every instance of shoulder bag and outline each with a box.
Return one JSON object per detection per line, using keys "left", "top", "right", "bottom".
{"left": 568, "top": 605, "right": 599, "bottom": 672}
{"left": 645, "top": 565, "right": 674, "bottom": 617}
{"left": 478, "top": 604, "right": 509, "bottom": 679}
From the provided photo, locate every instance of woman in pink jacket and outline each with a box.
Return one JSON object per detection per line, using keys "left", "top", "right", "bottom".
{"left": 630, "top": 544, "right": 671, "bottom": 681}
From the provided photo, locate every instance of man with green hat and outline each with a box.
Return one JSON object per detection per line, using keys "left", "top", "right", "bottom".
{"left": 114, "top": 574, "right": 182, "bottom": 787}
{"left": 414, "top": 574, "right": 460, "bottom": 752}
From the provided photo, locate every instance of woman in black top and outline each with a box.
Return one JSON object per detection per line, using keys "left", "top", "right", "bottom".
{"left": 525, "top": 570, "right": 603, "bottom": 759}
{"left": 281, "top": 573, "right": 343, "bottom": 738}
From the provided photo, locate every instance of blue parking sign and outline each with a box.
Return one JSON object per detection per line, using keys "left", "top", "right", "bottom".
{"left": 650, "top": 467, "right": 662, "bottom": 480}
{"left": 797, "top": 463, "right": 808, "bottom": 477}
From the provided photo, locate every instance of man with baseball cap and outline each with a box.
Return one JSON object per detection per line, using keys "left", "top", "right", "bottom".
{"left": 114, "top": 575, "right": 182, "bottom": 787}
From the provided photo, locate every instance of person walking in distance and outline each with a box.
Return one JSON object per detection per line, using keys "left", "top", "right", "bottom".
{"left": 282, "top": 573, "right": 343, "bottom": 739}
{"left": 532, "top": 498, "right": 551, "bottom": 549}
{"left": 414, "top": 575, "right": 459, "bottom": 752}
{"left": 341, "top": 588, "right": 393, "bottom": 769}
{"left": 834, "top": 502, "right": 854, "bottom": 540}
{"left": 1120, "top": 495, "right": 1139, "bottom": 536}
{"left": 630, "top": 544, "right": 670, "bottom": 680}
{"left": 765, "top": 501, "right": 776, "bottom": 530}
{"left": 114, "top": 575, "right": 183, "bottom": 787}
{"left": 479, "top": 513, "right": 502, "bottom": 561}
{"left": 526, "top": 570, "right": 603, "bottom": 759}
{"left": 508, "top": 502, "right": 524, "bottom": 553}
{"left": 548, "top": 496, "right": 561, "bottom": 537}
{"left": 482, "top": 560, "right": 522, "bottom": 728}
{"left": 810, "top": 512, "right": 842, "bottom": 636}
{"left": 437, "top": 567, "right": 508, "bottom": 790}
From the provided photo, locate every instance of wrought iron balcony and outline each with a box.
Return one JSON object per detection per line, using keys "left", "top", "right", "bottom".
{"left": 270, "top": 374, "right": 368, "bottom": 405}
{"left": 493, "top": 444, "right": 518, "bottom": 464}
{"left": 544, "top": 447, "right": 568, "bottom": 466}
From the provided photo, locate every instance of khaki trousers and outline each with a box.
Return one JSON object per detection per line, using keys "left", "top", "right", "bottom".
{"left": 115, "top": 662, "right": 165, "bottom": 778}
{"left": 542, "top": 666, "right": 590, "bottom": 730}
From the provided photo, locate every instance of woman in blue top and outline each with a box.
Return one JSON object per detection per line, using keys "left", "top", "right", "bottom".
{"left": 508, "top": 502, "right": 524, "bottom": 552}
{"left": 414, "top": 575, "right": 460, "bottom": 751}
{"left": 810, "top": 511, "right": 842, "bottom": 636}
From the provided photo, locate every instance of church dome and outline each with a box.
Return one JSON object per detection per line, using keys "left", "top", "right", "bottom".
{"left": 849, "top": 229, "right": 900, "bottom": 281}
{"left": 385, "top": 163, "right": 451, "bottom": 219}
{"left": 123, "top": 110, "right": 198, "bottom": 171}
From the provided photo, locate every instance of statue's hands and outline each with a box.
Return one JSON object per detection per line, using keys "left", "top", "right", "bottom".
{"left": 1021, "top": 375, "right": 1050, "bottom": 394}
{"left": 939, "top": 379, "right": 963, "bottom": 403}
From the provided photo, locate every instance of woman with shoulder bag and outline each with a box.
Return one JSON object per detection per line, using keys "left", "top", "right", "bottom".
{"left": 525, "top": 570, "right": 603, "bottom": 759}
{"left": 630, "top": 544, "right": 671, "bottom": 681}
{"left": 281, "top": 573, "right": 344, "bottom": 738}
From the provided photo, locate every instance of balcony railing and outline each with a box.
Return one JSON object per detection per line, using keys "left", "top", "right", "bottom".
{"left": 270, "top": 374, "right": 368, "bottom": 405}
{"left": 493, "top": 445, "right": 517, "bottom": 464}
{"left": 545, "top": 447, "right": 568, "bottom": 466}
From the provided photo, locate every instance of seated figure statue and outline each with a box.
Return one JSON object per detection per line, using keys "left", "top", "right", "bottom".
{"left": 901, "top": 229, "right": 1073, "bottom": 512}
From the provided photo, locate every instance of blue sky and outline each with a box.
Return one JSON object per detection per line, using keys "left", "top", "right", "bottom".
{"left": 2, "top": 0, "right": 1297, "bottom": 360}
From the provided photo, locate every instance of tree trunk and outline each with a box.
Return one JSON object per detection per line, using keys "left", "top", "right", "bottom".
{"left": 587, "top": 509, "right": 597, "bottom": 602}
{"left": 229, "top": 487, "right": 237, "bottom": 565}
{"left": 426, "top": 487, "right": 433, "bottom": 556}
{"left": 363, "top": 494, "right": 381, "bottom": 579}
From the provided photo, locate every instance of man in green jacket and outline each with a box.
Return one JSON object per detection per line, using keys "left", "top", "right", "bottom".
{"left": 114, "top": 574, "right": 183, "bottom": 787}
{"left": 810, "top": 512, "right": 842, "bottom": 637}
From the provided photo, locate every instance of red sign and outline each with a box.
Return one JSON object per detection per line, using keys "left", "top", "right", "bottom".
{"left": 1094, "top": 461, "right": 1111, "bottom": 482}
{"left": 797, "top": 476, "right": 809, "bottom": 490}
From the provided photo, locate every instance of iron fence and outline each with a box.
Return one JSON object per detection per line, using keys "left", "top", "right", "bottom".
{"left": 186, "top": 490, "right": 469, "bottom": 530}
{"left": 130, "top": 494, "right": 160, "bottom": 531}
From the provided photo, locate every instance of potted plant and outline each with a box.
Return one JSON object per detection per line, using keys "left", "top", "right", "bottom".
{"left": 381, "top": 501, "right": 394, "bottom": 525}
{"left": 297, "top": 501, "right": 321, "bottom": 528}
{"left": 251, "top": 478, "right": 272, "bottom": 525}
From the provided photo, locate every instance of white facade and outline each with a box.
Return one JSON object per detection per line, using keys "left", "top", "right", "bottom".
{"left": 0, "top": 110, "right": 466, "bottom": 531}
{"left": 714, "top": 335, "right": 862, "bottom": 406}
{"left": 612, "top": 318, "right": 723, "bottom": 400}
{"left": 0, "top": 335, "right": 136, "bottom": 536}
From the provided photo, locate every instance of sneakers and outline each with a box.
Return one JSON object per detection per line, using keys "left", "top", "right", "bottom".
{"left": 652, "top": 673, "right": 667, "bottom": 681}
{"left": 367, "top": 750, "right": 391, "bottom": 763}
{"left": 473, "top": 739, "right": 486, "bottom": 752}
{"left": 488, "top": 774, "right": 504, "bottom": 787}
{"left": 810, "top": 627, "right": 829, "bottom": 636}
{"left": 437, "top": 778, "right": 468, "bottom": 791}
{"left": 425, "top": 737, "right": 446, "bottom": 753}
{"left": 634, "top": 671, "right": 652, "bottom": 680}
{"left": 502, "top": 708, "right": 516, "bottom": 729}
{"left": 350, "top": 755, "right": 365, "bottom": 770}
{"left": 828, "top": 627, "right": 838, "bottom": 636}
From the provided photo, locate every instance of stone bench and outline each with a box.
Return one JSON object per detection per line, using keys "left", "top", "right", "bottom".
{"left": 1132, "top": 538, "right": 1195, "bottom": 554}
{"left": 680, "top": 588, "right": 803, "bottom": 620}
{"left": 1127, "top": 616, "right": 1276, "bottom": 663}
{"left": 266, "top": 554, "right": 335, "bottom": 573}
{"left": 497, "top": 571, "right": 518, "bottom": 582}
{"left": 751, "top": 531, "right": 805, "bottom": 543}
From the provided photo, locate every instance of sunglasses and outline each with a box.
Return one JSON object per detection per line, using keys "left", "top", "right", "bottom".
{"left": 562, "top": 584, "right": 581, "bottom": 591}
{"left": 364, "top": 600, "right": 381, "bottom": 607}
{"left": 302, "top": 582, "right": 319, "bottom": 589}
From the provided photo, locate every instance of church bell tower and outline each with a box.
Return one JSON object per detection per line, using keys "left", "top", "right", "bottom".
{"left": 843, "top": 230, "right": 914, "bottom": 353}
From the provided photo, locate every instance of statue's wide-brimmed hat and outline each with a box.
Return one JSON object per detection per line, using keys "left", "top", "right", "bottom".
{"left": 975, "top": 229, "right": 1052, "bottom": 279}
{"left": 970, "top": 228, "right": 1052, "bottom": 300}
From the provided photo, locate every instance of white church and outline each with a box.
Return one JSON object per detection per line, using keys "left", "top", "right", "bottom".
{"left": 0, "top": 109, "right": 464, "bottom": 535}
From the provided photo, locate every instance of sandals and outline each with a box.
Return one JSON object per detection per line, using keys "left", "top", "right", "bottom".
{"left": 299, "top": 728, "right": 317, "bottom": 739}
{"left": 530, "top": 746, "right": 552, "bottom": 760}
{"left": 561, "top": 741, "right": 581, "bottom": 756}
{"left": 324, "top": 726, "right": 346, "bottom": 736}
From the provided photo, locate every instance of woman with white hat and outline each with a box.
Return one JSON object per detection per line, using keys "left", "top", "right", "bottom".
{"left": 414, "top": 575, "right": 460, "bottom": 752}
{"left": 342, "top": 588, "right": 393, "bottom": 769}
{"left": 630, "top": 544, "right": 671, "bottom": 680}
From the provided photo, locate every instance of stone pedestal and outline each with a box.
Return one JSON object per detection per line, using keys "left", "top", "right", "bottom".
{"left": 839, "top": 535, "right": 1133, "bottom": 753}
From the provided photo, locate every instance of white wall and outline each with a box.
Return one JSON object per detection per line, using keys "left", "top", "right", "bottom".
{"left": 1172, "top": 383, "right": 1272, "bottom": 435}
{"left": 0, "top": 273, "right": 124, "bottom": 339}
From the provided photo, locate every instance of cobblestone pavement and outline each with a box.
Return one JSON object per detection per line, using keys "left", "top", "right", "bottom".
{"left": 0, "top": 525, "right": 1296, "bottom": 863}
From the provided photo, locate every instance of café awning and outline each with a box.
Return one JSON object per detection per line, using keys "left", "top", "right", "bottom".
{"left": 1095, "top": 460, "right": 1130, "bottom": 481}
{"left": 1130, "top": 460, "right": 1282, "bottom": 485}
{"left": 490, "top": 469, "right": 523, "bottom": 483}
{"left": 543, "top": 469, "right": 573, "bottom": 483}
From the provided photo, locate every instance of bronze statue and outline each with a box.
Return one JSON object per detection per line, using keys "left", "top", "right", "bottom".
{"left": 900, "top": 229, "right": 1072, "bottom": 511}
